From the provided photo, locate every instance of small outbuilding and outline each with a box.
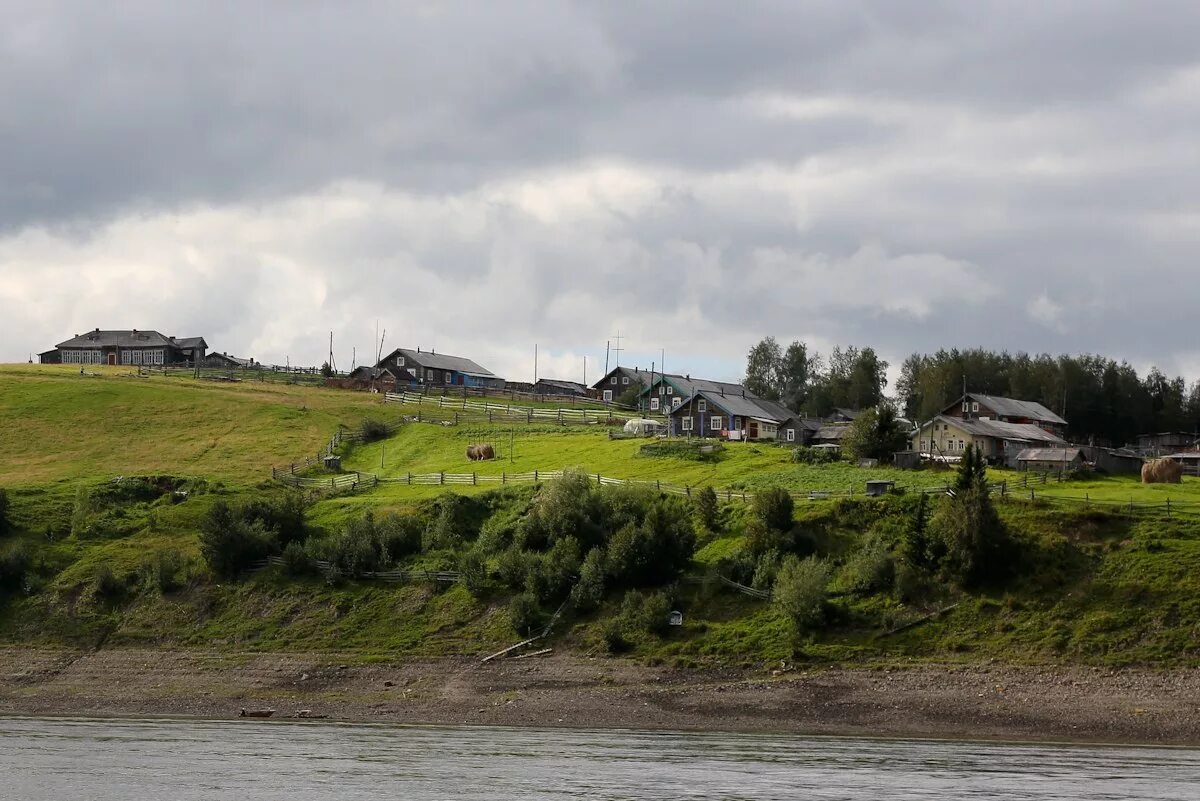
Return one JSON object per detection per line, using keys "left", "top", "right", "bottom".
{"left": 1015, "top": 447, "right": 1086, "bottom": 472}
{"left": 623, "top": 418, "right": 663, "bottom": 436}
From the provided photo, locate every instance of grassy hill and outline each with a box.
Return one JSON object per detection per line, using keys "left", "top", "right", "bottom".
{"left": 2, "top": 365, "right": 1199, "bottom": 669}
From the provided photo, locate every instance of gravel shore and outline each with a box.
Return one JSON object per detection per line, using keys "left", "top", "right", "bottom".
{"left": 2, "top": 647, "right": 1198, "bottom": 745}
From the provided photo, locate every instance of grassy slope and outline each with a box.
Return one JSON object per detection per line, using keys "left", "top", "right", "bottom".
{"left": 2, "top": 366, "right": 1200, "bottom": 667}
{"left": 0, "top": 364, "right": 386, "bottom": 487}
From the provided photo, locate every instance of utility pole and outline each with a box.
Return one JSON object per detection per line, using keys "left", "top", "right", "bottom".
{"left": 610, "top": 330, "right": 623, "bottom": 368}
{"left": 583, "top": 355, "right": 587, "bottom": 386}
{"left": 604, "top": 341, "right": 610, "bottom": 376}
{"left": 534, "top": 344, "right": 538, "bottom": 383}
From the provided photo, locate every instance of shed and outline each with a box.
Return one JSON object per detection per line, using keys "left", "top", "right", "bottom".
{"left": 623, "top": 418, "right": 663, "bottom": 436}
{"left": 1015, "top": 447, "right": 1086, "bottom": 472}
{"left": 865, "top": 480, "right": 895, "bottom": 497}
{"left": 893, "top": 450, "right": 922, "bottom": 469}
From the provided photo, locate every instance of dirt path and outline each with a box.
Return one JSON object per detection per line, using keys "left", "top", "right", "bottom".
{"left": 2, "top": 647, "right": 1199, "bottom": 745}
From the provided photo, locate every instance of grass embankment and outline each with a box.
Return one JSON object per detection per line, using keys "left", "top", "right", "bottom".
{"left": 1, "top": 366, "right": 1199, "bottom": 669}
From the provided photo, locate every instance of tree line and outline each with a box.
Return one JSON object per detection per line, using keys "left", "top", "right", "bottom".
{"left": 746, "top": 339, "right": 1200, "bottom": 445}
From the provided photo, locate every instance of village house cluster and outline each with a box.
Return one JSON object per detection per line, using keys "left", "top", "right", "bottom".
{"left": 39, "top": 330, "right": 1195, "bottom": 473}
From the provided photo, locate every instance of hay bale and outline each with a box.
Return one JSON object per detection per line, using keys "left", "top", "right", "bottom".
{"left": 1141, "top": 458, "right": 1184, "bottom": 484}
{"left": 466, "top": 444, "right": 495, "bottom": 461}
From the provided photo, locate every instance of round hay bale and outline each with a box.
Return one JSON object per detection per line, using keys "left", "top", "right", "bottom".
{"left": 1141, "top": 458, "right": 1184, "bottom": 484}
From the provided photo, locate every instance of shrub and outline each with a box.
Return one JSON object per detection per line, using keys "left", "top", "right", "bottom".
{"left": 792, "top": 446, "right": 837, "bottom": 464}
{"left": 376, "top": 513, "right": 423, "bottom": 562}
{"left": 526, "top": 537, "right": 581, "bottom": 603}
{"left": 606, "top": 497, "right": 696, "bottom": 587}
{"left": 93, "top": 564, "right": 129, "bottom": 600}
{"left": 569, "top": 548, "right": 607, "bottom": 611}
{"left": 841, "top": 534, "right": 895, "bottom": 595}
{"left": 200, "top": 501, "right": 274, "bottom": 579}
{"left": 359, "top": 418, "right": 390, "bottom": 443}
{"left": 520, "top": 470, "right": 602, "bottom": 550}
{"left": 331, "top": 512, "right": 384, "bottom": 577}
{"left": 0, "top": 543, "right": 31, "bottom": 593}
{"left": 423, "top": 493, "right": 476, "bottom": 551}
{"left": 600, "top": 618, "right": 631, "bottom": 653}
{"left": 692, "top": 486, "right": 719, "bottom": 531}
{"left": 618, "top": 590, "right": 673, "bottom": 636}
{"left": 140, "top": 549, "right": 188, "bottom": 594}
{"left": 773, "top": 555, "right": 830, "bottom": 634}
{"left": 281, "top": 541, "right": 316, "bottom": 577}
{"left": 743, "top": 518, "right": 792, "bottom": 558}
{"left": 458, "top": 548, "right": 489, "bottom": 597}
{"left": 497, "top": 546, "right": 535, "bottom": 590}
{"left": 929, "top": 484, "right": 1013, "bottom": 587}
{"left": 753, "top": 488, "right": 794, "bottom": 533}
{"left": 240, "top": 493, "right": 308, "bottom": 547}
{"left": 508, "top": 592, "right": 545, "bottom": 636}
{"left": 751, "top": 548, "right": 783, "bottom": 591}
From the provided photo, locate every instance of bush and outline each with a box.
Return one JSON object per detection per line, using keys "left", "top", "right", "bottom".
{"left": 0, "top": 543, "right": 31, "bottom": 593}
{"left": 376, "top": 513, "right": 423, "bottom": 562}
{"left": 753, "top": 488, "right": 794, "bottom": 533}
{"left": 281, "top": 541, "right": 316, "bottom": 577}
{"left": 773, "top": 555, "right": 830, "bottom": 634}
{"left": 200, "top": 501, "right": 274, "bottom": 579}
{"left": 458, "top": 548, "right": 489, "bottom": 597}
{"left": 93, "top": 564, "right": 129, "bottom": 600}
{"left": 139, "top": 549, "right": 188, "bottom": 594}
{"left": 751, "top": 548, "right": 783, "bottom": 591}
{"left": 359, "top": 418, "right": 390, "bottom": 443}
{"left": 692, "top": 486, "right": 719, "bottom": 531}
{"left": 525, "top": 537, "right": 581, "bottom": 603}
{"left": 929, "top": 485, "right": 1013, "bottom": 587}
{"left": 240, "top": 493, "right": 308, "bottom": 547}
{"left": 569, "top": 548, "right": 607, "bottom": 611}
{"left": 792, "top": 446, "right": 837, "bottom": 464}
{"left": 508, "top": 592, "right": 545, "bottom": 636}
{"left": 606, "top": 497, "right": 696, "bottom": 587}
{"left": 423, "top": 493, "right": 476, "bottom": 551}
{"left": 600, "top": 618, "right": 631, "bottom": 653}
{"left": 743, "top": 518, "right": 792, "bottom": 558}
{"left": 331, "top": 512, "right": 384, "bottom": 577}
{"left": 841, "top": 534, "right": 895, "bottom": 595}
{"left": 618, "top": 590, "right": 673, "bottom": 636}
{"left": 497, "top": 546, "right": 535, "bottom": 590}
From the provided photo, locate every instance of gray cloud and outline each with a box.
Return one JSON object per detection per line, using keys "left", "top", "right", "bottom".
{"left": 2, "top": 1, "right": 1200, "bottom": 385}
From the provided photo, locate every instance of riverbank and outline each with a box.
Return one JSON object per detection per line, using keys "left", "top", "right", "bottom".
{"left": 2, "top": 647, "right": 1198, "bottom": 745}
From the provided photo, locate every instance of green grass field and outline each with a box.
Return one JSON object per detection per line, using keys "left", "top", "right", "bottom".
{"left": 2, "top": 364, "right": 1200, "bottom": 668}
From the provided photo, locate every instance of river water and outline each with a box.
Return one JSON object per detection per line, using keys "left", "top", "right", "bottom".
{"left": 2, "top": 717, "right": 1197, "bottom": 800}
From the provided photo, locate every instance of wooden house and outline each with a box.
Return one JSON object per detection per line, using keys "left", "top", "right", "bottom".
{"left": 1134, "top": 432, "right": 1198, "bottom": 455}
{"left": 911, "top": 414, "right": 1068, "bottom": 466}
{"left": 941, "top": 393, "right": 1068, "bottom": 437}
{"left": 42, "top": 329, "right": 207, "bottom": 366}
{"left": 665, "top": 389, "right": 796, "bottom": 442}
{"left": 376, "top": 348, "right": 503, "bottom": 389}
{"left": 591, "top": 366, "right": 655, "bottom": 403}
{"left": 640, "top": 373, "right": 747, "bottom": 416}
{"left": 1015, "top": 447, "right": 1087, "bottom": 472}
{"left": 532, "top": 378, "right": 590, "bottom": 397}
{"left": 204, "top": 352, "right": 255, "bottom": 369}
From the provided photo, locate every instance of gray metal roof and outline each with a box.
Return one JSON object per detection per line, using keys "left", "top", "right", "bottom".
{"left": 963, "top": 394, "right": 1068, "bottom": 426}
{"left": 382, "top": 348, "right": 498, "bottom": 378}
{"left": 1015, "top": 448, "right": 1085, "bottom": 462}
{"left": 174, "top": 336, "right": 207, "bottom": 350}
{"left": 923, "top": 415, "right": 1067, "bottom": 444}
{"left": 55, "top": 329, "right": 201, "bottom": 350}
{"left": 591, "top": 366, "right": 655, "bottom": 389}
{"left": 666, "top": 389, "right": 794, "bottom": 424}
{"left": 535, "top": 378, "right": 589, "bottom": 393}
{"left": 814, "top": 423, "right": 851, "bottom": 441}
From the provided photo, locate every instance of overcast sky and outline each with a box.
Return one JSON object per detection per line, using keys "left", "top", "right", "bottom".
{"left": 3, "top": 1, "right": 1199, "bottom": 387}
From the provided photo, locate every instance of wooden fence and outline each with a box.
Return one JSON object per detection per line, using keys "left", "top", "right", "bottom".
{"left": 383, "top": 390, "right": 637, "bottom": 426}
{"left": 261, "top": 555, "right": 459, "bottom": 583}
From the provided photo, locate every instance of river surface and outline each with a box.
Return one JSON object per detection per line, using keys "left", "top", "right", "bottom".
{"left": 2, "top": 716, "right": 1198, "bottom": 800}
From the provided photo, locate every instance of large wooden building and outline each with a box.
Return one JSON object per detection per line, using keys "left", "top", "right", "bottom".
{"left": 40, "top": 329, "right": 207, "bottom": 366}
{"left": 375, "top": 347, "right": 503, "bottom": 390}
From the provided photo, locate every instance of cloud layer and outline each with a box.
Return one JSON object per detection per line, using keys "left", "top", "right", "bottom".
{"left": 3, "top": 2, "right": 1199, "bottom": 383}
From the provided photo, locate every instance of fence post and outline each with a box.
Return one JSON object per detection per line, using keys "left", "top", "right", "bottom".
{"left": 502, "top": 471, "right": 506, "bottom": 485}
{"left": 407, "top": 472, "right": 412, "bottom": 485}
{"left": 1030, "top": 489, "right": 1035, "bottom": 501}
{"left": 331, "top": 476, "right": 335, "bottom": 489}
{"left": 291, "top": 462, "right": 296, "bottom": 475}
{"left": 440, "top": 471, "right": 445, "bottom": 485}
{"left": 534, "top": 470, "right": 539, "bottom": 482}
{"left": 686, "top": 486, "right": 691, "bottom": 497}
{"left": 726, "top": 489, "right": 732, "bottom": 502}
{"left": 528, "top": 409, "right": 533, "bottom": 423}
{"left": 1167, "top": 497, "right": 1171, "bottom": 518}
{"left": 473, "top": 472, "right": 477, "bottom": 486}
{"left": 657, "top": 480, "right": 661, "bottom": 491}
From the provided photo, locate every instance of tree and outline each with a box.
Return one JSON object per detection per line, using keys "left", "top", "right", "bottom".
{"left": 320, "top": 361, "right": 334, "bottom": 378}
{"left": 692, "top": 486, "right": 719, "bottom": 531}
{"left": 929, "top": 444, "right": 1012, "bottom": 587}
{"left": 841, "top": 404, "right": 908, "bottom": 462}
{"left": 752, "top": 487, "right": 794, "bottom": 533}
{"left": 779, "top": 341, "right": 813, "bottom": 412}
{"left": 744, "top": 337, "right": 783, "bottom": 400}
{"left": 773, "top": 555, "right": 830, "bottom": 633}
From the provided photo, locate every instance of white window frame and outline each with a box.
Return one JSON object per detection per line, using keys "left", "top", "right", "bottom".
{"left": 445, "top": 371, "right": 452, "bottom": 384}
{"left": 666, "top": 386, "right": 673, "bottom": 395}
{"left": 681, "top": 416, "right": 693, "bottom": 432}
{"left": 659, "top": 386, "right": 666, "bottom": 396}
{"left": 971, "top": 402, "right": 979, "bottom": 412}
{"left": 650, "top": 397, "right": 660, "bottom": 411}
{"left": 603, "top": 389, "right": 613, "bottom": 402}
{"left": 698, "top": 399, "right": 707, "bottom": 413}
{"left": 710, "top": 416, "right": 722, "bottom": 431}
{"left": 622, "top": 376, "right": 629, "bottom": 385}
{"left": 787, "top": 429, "right": 796, "bottom": 442}
{"left": 963, "top": 402, "right": 970, "bottom": 412}
{"left": 672, "top": 396, "right": 682, "bottom": 409}
{"left": 426, "top": 369, "right": 434, "bottom": 382}
{"left": 397, "top": 356, "right": 405, "bottom": 367}
{"left": 610, "top": 376, "right": 617, "bottom": 385}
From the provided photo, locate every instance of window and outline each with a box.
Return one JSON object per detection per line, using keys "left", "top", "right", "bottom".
{"left": 650, "top": 397, "right": 660, "bottom": 411}
{"left": 787, "top": 429, "right": 796, "bottom": 442}
{"left": 698, "top": 399, "right": 707, "bottom": 412}
{"left": 710, "top": 416, "right": 722, "bottom": 431}
{"left": 681, "top": 416, "right": 693, "bottom": 431}
{"left": 445, "top": 372, "right": 452, "bottom": 384}
{"left": 672, "top": 396, "right": 682, "bottom": 408}
{"left": 971, "top": 402, "right": 979, "bottom": 412}
{"left": 603, "top": 389, "right": 613, "bottom": 402}
{"left": 426, "top": 369, "right": 434, "bottom": 381}
{"left": 610, "top": 376, "right": 617, "bottom": 385}
{"left": 659, "top": 386, "right": 666, "bottom": 396}
{"left": 943, "top": 424, "right": 949, "bottom": 431}
{"left": 959, "top": 440, "right": 965, "bottom": 451}
{"left": 396, "top": 356, "right": 405, "bottom": 367}
{"left": 666, "top": 386, "right": 673, "bottom": 395}
{"left": 622, "top": 377, "right": 629, "bottom": 385}
{"left": 920, "top": 439, "right": 927, "bottom": 451}
{"left": 962, "top": 402, "right": 969, "bottom": 412}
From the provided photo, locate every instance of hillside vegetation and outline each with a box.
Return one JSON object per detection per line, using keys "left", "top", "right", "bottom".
{"left": 1, "top": 366, "right": 1199, "bottom": 669}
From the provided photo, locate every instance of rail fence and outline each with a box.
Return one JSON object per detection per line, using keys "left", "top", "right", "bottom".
{"left": 383, "top": 390, "right": 640, "bottom": 426}
{"left": 259, "top": 555, "right": 460, "bottom": 584}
